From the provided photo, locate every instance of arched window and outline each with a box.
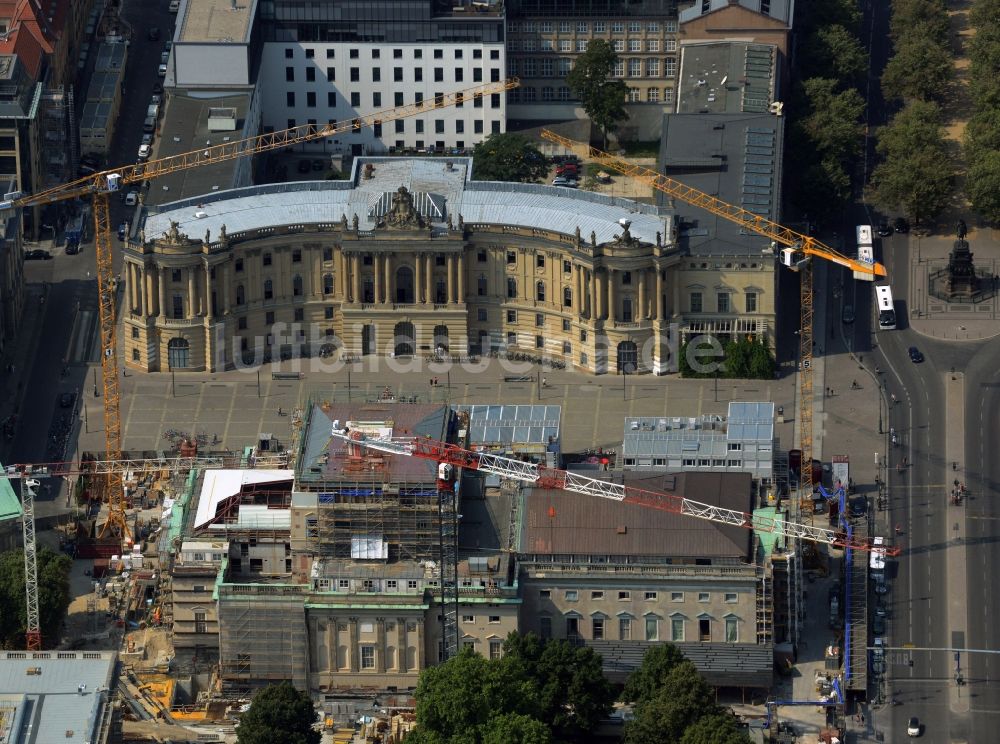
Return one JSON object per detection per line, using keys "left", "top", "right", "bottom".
{"left": 235, "top": 284, "right": 245, "bottom": 305}
{"left": 263, "top": 278, "right": 273, "bottom": 300}
{"left": 507, "top": 277, "right": 517, "bottom": 299}
{"left": 478, "top": 274, "right": 488, "bottom": 296}
{"left": 536, "top": 281, "right": 545, "bottom": 302}
{"left": 292, "top": 275, "right": 303, "bottom": 296}
{"left": 563, "top": 286, "right": 572, "bottom": 307}
{"left": 323, "top": 273, "right": 334, "bottom": 295}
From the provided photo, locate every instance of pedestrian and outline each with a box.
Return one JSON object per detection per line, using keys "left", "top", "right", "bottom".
{"left": 278, "top": 406, "right": 283, "bottom": 416}
{"left": 895, "top": 523, "right": 902, "bottom": 535}
{"left": 542, "top": 377, "right": 547, "bottom": 387}
{"left": 830, "top": 387, "right": 834, "bottom": 396}
{"left": 861, "top": 713, "right": 865, "bottom": 725}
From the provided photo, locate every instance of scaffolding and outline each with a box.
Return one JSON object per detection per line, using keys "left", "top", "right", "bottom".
{"left": 39, "top": 87, "right": 71, "bottom": 189}
{"left": 844, "top": 528, "right": 869, "bottom": 691}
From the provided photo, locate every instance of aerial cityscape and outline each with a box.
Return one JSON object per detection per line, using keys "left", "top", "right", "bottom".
{"left": 0, "top": 0, "right": 993, "bottom": 742}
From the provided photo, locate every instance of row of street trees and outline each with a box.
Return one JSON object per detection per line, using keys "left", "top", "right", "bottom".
{"left": 235, "top": 638, "right": 752, "bottom": 743}
{"left": 784, "top": 0, "right": 867, "bottom": 224}
{"left": 868, "top": 0, "right": 954, "bottom": 224}
{"left": 964, "top": 0, "right": 1000, "bottom": 221}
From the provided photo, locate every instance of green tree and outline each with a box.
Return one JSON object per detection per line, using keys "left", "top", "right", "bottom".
{"left": 968, "top": 34, "right": 1000, "bottom": 109}
{"left": 970, "top": 0, "right": 1000, "bottom": 29}
{"left": 679, "top": 713, "right": 754, "bottom": 744}
{"left": 889, "top": 0, "right": 951, "bottom": 45}
{"left": 881, "top": 36, "right": 952, "bottom": 102}
{"left": 0, "top": 548, "right": 71, "bottom": 649}
{"left": 800, "top": 79, "right": 865, "bottom": 159}
{"left": 565, "top": 40, "right": 629, "bottom": 147}
{"left": 802, "top": 26, "right": 868, "bottom": 84}
{"left": 796, "top": 0, "right": 861, "bottom": 35}
{"left": 482, "top": 713, "right": 553, "bottom": 744}
{"left": 748, "top": 337, "right": 776, "bottom": 380}
{"left": 966, "top": 149, "right": 1000, "bottom": 221}
{"left": 236, "top": 682, "right": 320, "bottom": 744}
{"left": 621, "top": 643, "right": 686, "bottom": 703}
{"left": 723, "top": 338, "right": 751, "bottom": 379}
{"left": 964, "top": 109, "right": 1000, "bottom": 158}
{"left": 472, "top": 133, "right": 549, "bottom": 183}
{"left": 503, "top": 632, "right": 614, "bottom": 741}
{"left": 625, "top": 662, "right": 719, "bottom": 744}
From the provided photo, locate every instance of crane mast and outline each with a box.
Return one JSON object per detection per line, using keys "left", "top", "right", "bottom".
{"left": 330, "top": 427, "right": 899, "bottom": 556}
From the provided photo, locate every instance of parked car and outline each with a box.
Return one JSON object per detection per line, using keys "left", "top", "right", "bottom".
{"left": 877, "top": 221, "right": 893, "bottom": 237}
{"left": 850, "top": 497, "right": 867, "bottom": 517}
{"left": 169, "top": 0, "right": 180, "bottom": 11}
{"left": 153, "top": 81, "right": 163, "bottom": 94}
{"left": 147, "top": 27, "right": 160, "bottom": 41}
{"left": 157, "top": 63, "right": 168, "bottom": 77}
{"left": 150, "top": 94, "right": 162, "bottom": 106}
{"left": 117, "top": 221, "right": 129, "bottom": 240}
{"left": 141, "top": 133, "right": 153, "bottom": 146}
{"left": 874, "top": 602, "right": 889, "bottom": 619}
{"left": 555, "top": 164, "right": 578, "bottom": 177}
{"left": 24, "top": 249, "right": 51, "bottom": 260}
{"left": 137, "top": 144, "right": 151, "bottom": 161}
{"left": 908, "top": 346, "right": 924, "bottom": 363}
{"left": 59, "top": 392, "right": 77, "bottom": 409}
{"left": 873, "top": 615, "right": 886, "bottom": 635}
{"left": 124, "top": 191, "right": 139, "bottom": 207}
{"left": 907, "top": 716, "right": 921, "bottom": 736}
{"left": 874, "top": 577, "right": 889, "bottom": 595}
{"left": 894, "top": 217, "right": 910, "bottom": 234}
{"left": 841, "top": 304, "right": 855, "bottom": 324}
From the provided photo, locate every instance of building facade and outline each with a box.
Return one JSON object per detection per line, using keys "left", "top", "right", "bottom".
{"left": 506, "top": 0, "right": 680, "bottom": 139}
{"left": 0, "top": 195, "right": 23, "bottom": 357}
{"left": 128, "top": 157, "right": 754, "bottom": 376}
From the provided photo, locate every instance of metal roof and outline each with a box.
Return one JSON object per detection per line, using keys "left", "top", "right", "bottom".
{"left": 726, "top": 401, "right": 774, "bottom": 442}
{"left": 0, "top": 464, "right": 22, "bottom": 523}
{"left": 455, "top": 404, "right": 560, "bottom": 446}
{"left": 0, "top": 650, "right": 117, "bottom": 744}
{"left": 143, "top": 156, "right": 672, "bottom": 248}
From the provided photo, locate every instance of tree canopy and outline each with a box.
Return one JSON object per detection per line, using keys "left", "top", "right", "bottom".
{"left": 471, "top": 133, "right": 549, "bottom": 183}
{"left": 881, "top": 35, "right": 953, "bottom": 102}
{"left": 0, "top": 548, "right": 71, "bottom": 649}
{"left": 412, "top": 634, "right": 613, "bottom": 743}
{"left": 565, "top": 40, "right": 629, "bottom": 146}
{"left": 236, "top": 682, "right": 320, "bottom": 744}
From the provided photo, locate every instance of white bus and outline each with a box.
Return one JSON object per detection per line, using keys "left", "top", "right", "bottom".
{"left": 876, "top": 285, "right": 896, "bottom": 330}
{"left": 854, "top": 225, "right": 875, "bottom": 281}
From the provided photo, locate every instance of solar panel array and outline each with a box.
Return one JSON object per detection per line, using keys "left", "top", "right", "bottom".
{"left": 457, "top": 405, "right": 561, "bottom": 446}
{"left": 726, "top": 401, "right": 775, "bottom": 442}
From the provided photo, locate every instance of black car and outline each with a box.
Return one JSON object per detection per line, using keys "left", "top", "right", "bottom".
{"left": 59, "top": 392, "right": 77, "bottom": 409}
{"left": 65, "top": 241, "right": 80, "bottom": 255}
{"left": 908, "top": 346, "right": 924, "bottom": 363}
{"left": 117, "top": 221, "right": 129, "bottom": 240}
{"left": 147, "top": 27, "right": 160, "bottom": 41}
{"left": 877, "top": 221, "right": 893, "bottom": 237}
{"left": 893, "top": 217, "right": 910, "bottom": 233}
{"left": 850, "top": 497, "right": 867, "bottom": 517}
{"left": 873, "top": 615, "right": 887, "bottom": 635}
{"left": 24, "top": 249, "right": 51, "bottom": 260}
{"left": 152, "top": 81, "right": 163, "bottom": 94}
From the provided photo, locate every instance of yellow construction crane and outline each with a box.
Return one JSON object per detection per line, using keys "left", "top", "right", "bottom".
{"left": 539, "top": 130, "right": 887, "bottom": 513}
{"left": 1, "top": 79, "right": 518, "bottom": 540}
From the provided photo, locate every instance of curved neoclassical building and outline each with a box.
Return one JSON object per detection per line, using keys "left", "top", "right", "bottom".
{"left": 123, "top": 157, "right": 775, "bottom": 374}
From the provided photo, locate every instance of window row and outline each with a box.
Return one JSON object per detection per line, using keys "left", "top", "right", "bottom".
{"left": 689, "top": 292, "right": 759, "bottom": 314}
{"left": 509, "top": 20, "right": 678, "bottom": 34}
{"left": 540, "top": 614, "right": 740, "bottom": 643}
{"left": 510, "top": 57, "right": 676, "bottom": 79}
{"left": 284, "top": 65, "right": 502, "bottom": 85}
{"left": 509, "top": 38, "right": 676, "bottom": 53}
{"left": 556, "top": 589, "right": 739, "bottom": 603}
{"left": 284, "top": 47, "right": 502, "bottom": 61}
{"left": 314, "top": 577, "right": 421, "bottom": 591}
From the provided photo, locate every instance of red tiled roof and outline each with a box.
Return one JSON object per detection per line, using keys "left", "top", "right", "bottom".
{"left": 0, "top": 0, "right": 68, "bottom": 79}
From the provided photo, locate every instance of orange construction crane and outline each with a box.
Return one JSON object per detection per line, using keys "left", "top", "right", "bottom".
{"left": 0, "top": 79, "right": 518, "bottom": 540}
{"left": 538, "top": 130, "right": 887, "bottom": 515}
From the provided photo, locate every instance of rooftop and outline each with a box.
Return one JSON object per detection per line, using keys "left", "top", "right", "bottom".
{"left": 677, "top": 41, "right": 777, "bottom": 115}
{"left": 0, "top": 464, "right": 21, "bottom": 522}
{"left": 521, "top": 471, "right": 754, "bottom": 560}
{"left": 178, "top": 0, "right": 257, "bottom": 43}
{"left": 455, "top": 404, "right": 560, "bottom": 451}
{"left": 659, "top": 111, "right": 784, "bottom": 257}
{"left": 297, "top": 402, "right": 450, "bottom": 484}
{"left": 192, "top": 469, "right": 294, "bottom": 531}
{"left": 143, "top": 156, "right": 673, "bottom": 249}
{"left": 142, "top": 91, "right": 251, "bottom": 206}
{"left": 0, "top": 650, "right": 117, "bottom": 744}
{"left": 679, "top": 0, "right": 793, "bottom": 25}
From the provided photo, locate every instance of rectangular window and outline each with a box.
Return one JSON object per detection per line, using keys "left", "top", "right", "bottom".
{"left": 725, "top": 592, "right": 738, "bottom": 603}
{"left": 507, "top": 310, "right": 517, "bottom": 323}
{"left": 645, "top": 616, "right": 658, "bottom": 641}
{"left": 619, "top": 616, "right": 632, "bottom": 639}
{"left": 325, "top": 306, "right": 334, "bottom": 319}
{"left": 350, "top": 92, "right": 360, "bottom": 107}
{"left": 670, "top": 592, "right": 683, "bottom": 601}
{"left": 690, "top": 292, "right": 702, "bottom": 312}
{"left": 489, "top": 639, "right": 503, "bottom": 660}
{"left": 477, "top": 308, "right": 488, "bottom": 322}
{"left": 306, "top": 66, "right": 315, "bottom": 82}
{"left": 535, "top": 313, "right": 544, "bottom": 327}
{"left": 629, "top": 58, "right": 642, "bottom": 77}
{"left": 629, "top": 39, "right": 642, "bottom": 52}
{"left": 562, "top": 318, "right": 571, "bottom": 332}
{"left": 698, "top": 592, "right": 710, "bottom": 602}
{"left": 593, "top": 617, "right": 605, "bottom": 639}
{"left": 327, "top": 91, "right": 336, "bottom": 107}
{"left": 566, "top": 616, "right": 579, "bottom": 636}
{"left": 350, "top": 67, "right": 359, "bottom": 82}
{"left": 306, "top": 91, "right": 316, "bottom": 107}
{"left": 540, "top": 616, "right": 552, "bottom": 639}
{"left": 746, "top": 292, "right": 758, "bottom": 312}
{"left": 613, "top": 39, "right": 625, "bottom": 53}
{"left": 717, "top": 293, "right": 730, "bottom": 313}
{"left": 326, "top": 67, "right": 335, "bottom": 81}
{"left": 360, "top": 645, "right": 375, "bottom": 669}
{"left": 591, "top": 591, "right": 604, "bottom": 600}
{"left": 462, "top": 614, "right": 474, "bottom": 623}
{"left": 666, "top": 39, "right": 677, "bottom": 52}
{"left": 285, "top": 66, "right": 294, "bottom": 82}
{"left": 372, "top": 92, "right": 381, "bottom": 107}
{"left": 647, "top": 58, "right": 660, "bottom": 77}
{"left": 594, "top": 21, "right": 606, "bottom": 32}
{"left": 535, "top": 335, "right": 544, "bottom": 349}
{"left": 286, "top": 91, "right": 295, "bottom": 106}
{"left": 671, "top": 617, "right": 684, "bottom": 641}
{"left": 644, "top": 591, "right": 658, "bottom": 601}
{"left": 565, "top": 590, "right": 578, "bottom": 601}
{"left": 726, "top": 617, "right": 738, "bottom": 643}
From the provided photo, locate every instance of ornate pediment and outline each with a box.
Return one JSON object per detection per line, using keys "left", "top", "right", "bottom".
{"left": 374, "top": 186, "right": 429, "bottom": 230}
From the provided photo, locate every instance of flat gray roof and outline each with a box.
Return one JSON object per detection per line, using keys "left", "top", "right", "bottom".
{"left": 143, "top": 91, "right": 250, "bottom": 206}
{"left": 726, "top": 401, "right": 774, "bottom": 442}
{"left": 179, "top": 0, "right": 257, "bottom": 43}
{"left": 659, "top": 111, "right": 784, "bottom": 257}
{"left": 455, "top": 404, "right": 560, "bottom": 447}
{"left": 144, "top": 156, "right": 673, "bottom": 247}
{"left": 677, "top": 41, "right": 777, "bottom": 115}
{"left": 0, "top": 650, "right": 117, "bottom": 744}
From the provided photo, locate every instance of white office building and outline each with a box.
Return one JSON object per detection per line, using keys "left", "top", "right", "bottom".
{"left": 258, "top": 0, "right": 507, "bottom": 155}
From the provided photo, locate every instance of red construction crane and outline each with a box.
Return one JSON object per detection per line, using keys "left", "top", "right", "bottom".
{"left": 331, "top": 427, "right": 899, "bottom": 556}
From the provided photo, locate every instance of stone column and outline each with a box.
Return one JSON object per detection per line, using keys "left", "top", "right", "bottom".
{"left": 457, "top": 253, "right": 465, "bottom": 304}
{"left": 144, "top": 266, "right": 154, "bottom": 317}
{"left": 607, "top": 270, "right": 616, "bottom": 322}
{"left": 223, "top": 262, "right": 231, "bottom": 315}
{"left": 159, "top": 267, "right": 167, "bottom": 318}
{"left": 205, "top": 264, "right": 214, "bottom": 320}
{"left": 376, "top": 620, "right": 386, "bottom": 673}
{"left": 185, "top": 266, "right": 198, "bottom": 318}
{"left": 351, "top": 255, "right": 361, "bottom": 303}
{"left": 349, "top": 619, "right": 359, "bottom": 673}
{"left": 384, "top": 253, "right": 393, "bottom": 304}
{"left": 655, "top": 267, "right": 663, "bottom": 321}
{"left": 425, "top": 255, "right": 433, "bottom": 303}
{"left": 414, "top": 251, "right": 423, "bottom": 303}
{"left": 374, "top": 255, "right": 384, "bottom": 304}
{"left": 638, "top": 270, "right": 647, "bottom": 319}
{"left": 123, "top": 262, "right": 133, "bottom": 313}
{"left": 446, "top": 254, "right": 456, "bottom": 304}
{"left": 588, "top": 269, "right": 595, "bottom": 320}
{"left": 575, "top": 265, "right": 583, "bottom": 317}
{"left": 594, "top": 270, "right": 602, "bottom": 320}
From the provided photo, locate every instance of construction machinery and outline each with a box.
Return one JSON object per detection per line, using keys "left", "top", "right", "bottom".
{"left": 329, "top": 425, "right": 899, "bottom": 556}
{"left": 538, "top": 130, "right": 888, "bottom": 514}
{"left": 0, "top": 78, "right": 517, "bottom": 541}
